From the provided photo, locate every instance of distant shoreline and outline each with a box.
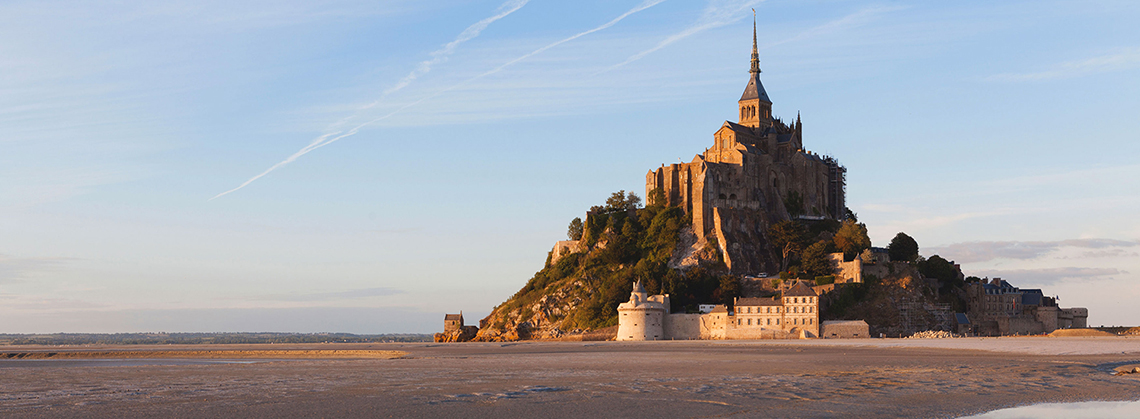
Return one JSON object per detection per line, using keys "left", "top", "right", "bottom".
{"left": 1, "top": 348, "right": 405, "bottom": 359}
{"left": 0, "top": 332, "right": 432, "bottom": 346}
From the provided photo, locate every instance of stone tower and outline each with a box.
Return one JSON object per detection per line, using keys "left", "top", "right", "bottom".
{"left": 737, "top": 15, "right": 771, "bottom": 129}
{"left": 616, "top": 280, "right": 668, "bottom": 341}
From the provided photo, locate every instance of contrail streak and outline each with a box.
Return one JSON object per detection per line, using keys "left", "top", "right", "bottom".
{"left": 212, "top": 0, "right": 664, "bottom": 201}
{"left": 276, "top": 0, "right": 670, "bottom": 172}
{"left": 600, "top": 0, "right": 763, "bottom": 74}
{"left": 321, "top": 0, "right": 532, "bottom": 137}
{"left": 210, "top": 0, "right": 530, "bottom": 201}
{"left": 383, "top": 0, "right": 530, "bottom": 97}
{"left": 474, "top": 0, "right": 666, "bottom": 80}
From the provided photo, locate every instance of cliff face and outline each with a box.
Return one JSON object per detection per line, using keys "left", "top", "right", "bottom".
{"left": 709, "top": 207, "right": 782, "bottom": 275}
{"left": 475, "top": 279, "right": 592, "bottom": 341}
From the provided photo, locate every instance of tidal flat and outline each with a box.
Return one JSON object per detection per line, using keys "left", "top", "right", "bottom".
{"left": 1, "top": 338, "right": 1138, "bottom": 418}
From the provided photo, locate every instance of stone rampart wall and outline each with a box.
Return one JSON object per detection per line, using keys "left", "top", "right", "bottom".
{"left": 725, "top": 326, "right": 791, "bottom": 340}
{"left": 828, "top": 253, "right": 862, "bottom": 283}
{"left": 549, "top": 240, "right": 583, "bottom": 266}
{"left": 664, "top": 314, "right": 702, "bottom": 340}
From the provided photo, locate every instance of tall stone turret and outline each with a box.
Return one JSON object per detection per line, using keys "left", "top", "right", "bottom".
{"left": 616, "top": 280, "right": 668, "bottom": 341}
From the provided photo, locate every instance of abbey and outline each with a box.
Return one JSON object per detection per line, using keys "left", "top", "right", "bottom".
{"left": 646, "top": 20, "right": 846, "bottom": 275}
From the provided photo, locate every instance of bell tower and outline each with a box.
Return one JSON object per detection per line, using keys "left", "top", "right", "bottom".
{"left": 738, "top": 13, "right": 772, "bottom": 128}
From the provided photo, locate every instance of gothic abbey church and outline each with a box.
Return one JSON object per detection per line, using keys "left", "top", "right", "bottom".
{"left": 646, "top": 21, "right": 846, "bottom": 276}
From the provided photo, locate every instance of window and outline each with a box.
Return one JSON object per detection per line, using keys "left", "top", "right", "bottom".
{"left": 747, "top": 319, "right": 752, "bottom": 326}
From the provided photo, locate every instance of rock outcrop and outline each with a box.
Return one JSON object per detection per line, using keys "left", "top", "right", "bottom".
{"left": 434, "top": 326, "right": 478, "bottom": 343}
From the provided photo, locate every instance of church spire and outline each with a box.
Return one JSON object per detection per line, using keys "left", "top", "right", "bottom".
{"left": 738, "top": 9, "right": 771, "bottom": 128}
{"left": 750, "top": 9, "right": 760, "bottom": 75}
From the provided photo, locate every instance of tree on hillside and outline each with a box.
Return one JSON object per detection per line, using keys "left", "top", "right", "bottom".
{"left": 712, "top": 275, "right": 742, "bottom": 308}
{"left": 605, "top": 190, "right": 642, "bottom": 211}
{"left": 833, "top": 220, "right": 871, "bottom": 259}
{"left": 784, "top": 191, "right": 805, "bottom": 216}
{"left": 768, "top": 220, "right": 809, "bottom": 271}
{"left": 887, "top": 232, "right": 919, "bottom": 262}
{"left": 647, "top": 188, "right": 666, "bottom": 208}
{"left": 567, "top": 217, "right": 583, "bottom": 241}
{"left": 918, "top": 255, "right": 963, "bottom": 294}
{"left": 801, "top": 240, "right": 837, "bottom": 278}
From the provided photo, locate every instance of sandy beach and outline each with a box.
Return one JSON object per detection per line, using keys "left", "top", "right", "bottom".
{"left": 2, "top": 337, "right": 1139, "bottom": 418}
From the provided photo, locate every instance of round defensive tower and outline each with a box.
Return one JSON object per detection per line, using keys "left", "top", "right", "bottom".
{"left": 616, "top": 280, "right": 665, "bottom": 341}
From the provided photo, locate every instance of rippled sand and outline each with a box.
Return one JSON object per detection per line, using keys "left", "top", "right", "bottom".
{"left": 2, "top": 338, "right": 1139, "bottom": 418}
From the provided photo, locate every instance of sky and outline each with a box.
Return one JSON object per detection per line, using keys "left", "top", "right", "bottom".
{"left": 1, "top": 0, "right": 1138, "bottom": 333}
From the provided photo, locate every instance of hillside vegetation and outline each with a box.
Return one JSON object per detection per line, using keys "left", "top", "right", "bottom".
{"left": 476, "top": 192, "right": 737, "bottom": 341}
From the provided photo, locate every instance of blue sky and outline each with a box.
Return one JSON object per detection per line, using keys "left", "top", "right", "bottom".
{"left": 2, "top": 0, "right": 1138, "bottom": 333}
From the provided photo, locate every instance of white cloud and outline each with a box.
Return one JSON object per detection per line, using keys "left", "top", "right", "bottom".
{"left": 988, "top": 47, "right": 1140, "bottom": 81}
{"left": 0, "top": 254, "right": 77, "bottom": 284}
{"left": 971, "top": 267, "right": 1124, "bottom": 286}
{"left": 926, "top": 239, "right": 1140, "bottom": 264}
{"left": 255, "top": 287, "right": 405, "bottom": 302}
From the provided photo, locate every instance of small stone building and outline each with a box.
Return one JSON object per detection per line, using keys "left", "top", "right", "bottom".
{"left": 821, "top": 320, "right": 869, "bottom": 338}
{"left": 436, "top": 312, "right": 479, "bottom": 343}
{"left": 443, "top": 313, "right": 463, "bottom": 333}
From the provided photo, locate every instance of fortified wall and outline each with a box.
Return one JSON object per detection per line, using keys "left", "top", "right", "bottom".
{"left": 616, "top": 280, "right": 823, "bottom": 340}
{"left": 965, "top": 278, "right": 1088, "bottom": 336}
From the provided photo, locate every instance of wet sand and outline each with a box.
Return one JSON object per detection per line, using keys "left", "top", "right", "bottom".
{"left": 2, "top": 337, "right": 1139, "bottom": 418}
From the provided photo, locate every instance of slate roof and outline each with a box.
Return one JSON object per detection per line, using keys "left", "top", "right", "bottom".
{"left": 1021, "top": 289, "right": 1044, "bottom": 306}
{"left": 783, "top": 281, "right": 818, "bottom": 297}
{"left": 739, "top": 73, "right": 772, "bottom": 103}
{"left": 822, "top": 320, "right": 868, "bottom": 327}
{"left": 736, "top": 297, "right": 782, "bottom": 307}
{"left": 632, "top": 280, "right": 646, "bottom": 294}
{"left": 722, "top": 121, "right": 760, "bottom": 143}
{"left": 444, "top": 313, "right": 463, "bottom": 321}
{"left": 954, "top": 313, "right": 970, "bottom": 325}
{"left": 739, "top": 143, "right": 763, "bottom": 155}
